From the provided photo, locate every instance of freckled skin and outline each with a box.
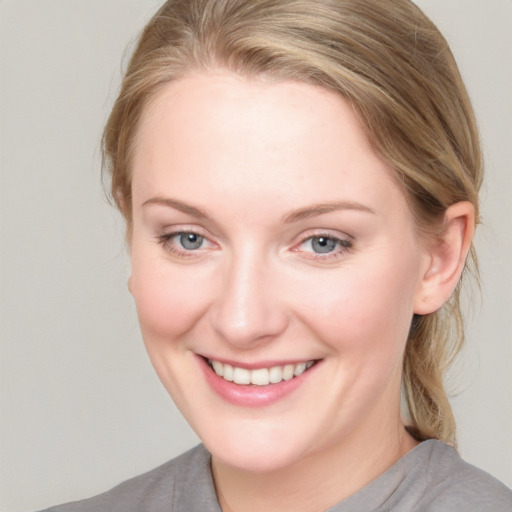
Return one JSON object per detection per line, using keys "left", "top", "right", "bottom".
{"left": 129, "top": 72, "right": 434, "bottom": 506}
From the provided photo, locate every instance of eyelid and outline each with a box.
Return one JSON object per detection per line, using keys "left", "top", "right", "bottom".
{"left": 291, "top": 228, "right": 354, "bottom": 246}
{"left": 290, "top": 230, "right": 354, "bottom": 260}
{"left": 156, "top": 225, "right": 218, "bottom": 258}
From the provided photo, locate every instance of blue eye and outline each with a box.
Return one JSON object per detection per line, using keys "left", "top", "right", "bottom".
{"left": 310, "top": 236, "right": 338, "bottom": 254}
{"left": 157, "top": 231, "right": 210, "bottom": 257}
{"left": 298, "top": 235, "right": 352, "bottom": 259}
{"left": 178, "top": 232, "right": 205, "bottom": 250}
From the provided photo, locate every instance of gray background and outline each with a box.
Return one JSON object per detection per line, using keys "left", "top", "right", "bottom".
{"left": 1, "top": 1, "right": 511, "bottom": 510}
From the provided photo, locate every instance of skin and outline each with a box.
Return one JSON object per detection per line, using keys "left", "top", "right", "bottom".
{"left": 128, "top": 72, "right": 474, "bottom": 511}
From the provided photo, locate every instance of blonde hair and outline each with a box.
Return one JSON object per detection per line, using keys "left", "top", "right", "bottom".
{"left": 103, "top": 0, "right": 482, "bottom": 446}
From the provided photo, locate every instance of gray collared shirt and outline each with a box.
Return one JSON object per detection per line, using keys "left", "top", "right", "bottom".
{"left": 40, "top": 440, "right": 512, "bottom": 511}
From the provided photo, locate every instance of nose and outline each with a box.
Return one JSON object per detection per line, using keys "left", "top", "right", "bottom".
{"left": 209, "top": 248, "right": 288, "bottom": 349}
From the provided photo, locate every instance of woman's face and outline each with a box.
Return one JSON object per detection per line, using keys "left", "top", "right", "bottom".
{"left": 129, "top": 72, "right": 430, "bottom": 472}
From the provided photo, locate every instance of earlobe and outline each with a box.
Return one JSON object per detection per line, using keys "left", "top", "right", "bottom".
{"left": 414, "top": 201, "right": 475, "bottom": 315}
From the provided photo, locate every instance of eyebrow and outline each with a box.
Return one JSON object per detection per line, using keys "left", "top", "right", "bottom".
{"left": 281, "top": 201, "right": 376, "bottom": 223}
{"left": 142, "top": 197, "right": 376, "bottom": 222}
{"left": 142, "top": 197, "right": 210, "bottom": 219}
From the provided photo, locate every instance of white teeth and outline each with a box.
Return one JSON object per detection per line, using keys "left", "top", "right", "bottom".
{"left": 211, "top": 360, "right": 224, "bottom": 377}
{"left": 269, "top": 366, "right": 283, "bottom": 384}
{"left": 233, "top": 367, "right": 251, "bottom": 385}
{"left": 283, "top": 364, "right": 294, "bottom": 381}
{"left": 293, "top": 362, "right": 306, "bottom": 376}
{"left": 208, "top": 359, "right": 315, "bottom": 386}
{"left": 223, "top": 364, "right": 234, "bottom": 382}
{"left": 250, "top": 368, "right": 269, "bottom": 386}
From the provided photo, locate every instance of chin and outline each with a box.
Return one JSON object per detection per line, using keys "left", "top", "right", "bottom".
{"left": 196, "top": 417, "right": 314, "bottom": 473}
{"left": 209, "top": 439, "right": 304, "bottom": 473}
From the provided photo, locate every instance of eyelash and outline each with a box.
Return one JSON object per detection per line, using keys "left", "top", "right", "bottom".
{"left": 156, "top": 231, "right": 353, "bottom": 261}
{"left": 157, "top": 231, "right": 213, "bottom": 258}
{"left": 293, "top": 233, "right": 353, "bottom": 261}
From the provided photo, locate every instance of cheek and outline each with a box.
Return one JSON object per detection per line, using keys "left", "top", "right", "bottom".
{"left": 128, "top": 254, "right": 213, "bottom": 405}
{"left": 129, "top": 253, "right": 211, "bottom": 342}
{"left": 296, "top": 253, "right": 420, "bottom": 358}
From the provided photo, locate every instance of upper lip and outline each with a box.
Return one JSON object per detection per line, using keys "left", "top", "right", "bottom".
{"left": 199, "top": 354, "right": 319, "bottom": 370}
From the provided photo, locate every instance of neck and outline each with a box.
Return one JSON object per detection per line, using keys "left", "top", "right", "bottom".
{"left": 211, "top": 413, "right": 419, "bottom": 512}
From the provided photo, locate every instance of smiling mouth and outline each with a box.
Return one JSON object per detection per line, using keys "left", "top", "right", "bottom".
{"left": 207, "top": 359, "right": 317, "bottom": 386}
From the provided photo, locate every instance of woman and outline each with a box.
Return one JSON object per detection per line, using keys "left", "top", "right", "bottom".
{"left": 41, "top": 0, "right": 511, "bottom": 510}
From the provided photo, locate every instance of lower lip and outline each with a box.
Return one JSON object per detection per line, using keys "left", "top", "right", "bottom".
{"left": 197, "top": 356, "right": 317, "bottom": 408}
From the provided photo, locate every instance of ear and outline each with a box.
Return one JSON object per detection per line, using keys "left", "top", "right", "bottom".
{"left": 414, "top": 201, "right": 475, "bottom": 315}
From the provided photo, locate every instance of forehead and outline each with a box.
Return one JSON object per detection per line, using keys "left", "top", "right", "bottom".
{"left": 131, "top": 71, "right": 408, "bottom": 220}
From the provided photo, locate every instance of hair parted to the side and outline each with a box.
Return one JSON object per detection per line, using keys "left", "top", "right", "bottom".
{"left": 102, "top": 0, "right": 482, "bottom": 447}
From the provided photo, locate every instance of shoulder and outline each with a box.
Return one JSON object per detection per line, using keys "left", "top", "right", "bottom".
{"left": 330, "top": 440, "right": 511, "bottom": 512}
{"left": 38, "top": 444, "right": 215, "bottom": 512}
{"left": 416, "top": 440, "right": 512, "bottom": 511}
